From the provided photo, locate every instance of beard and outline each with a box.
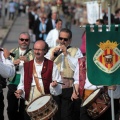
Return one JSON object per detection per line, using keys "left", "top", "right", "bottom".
{"left": 20, "top": 45, "right": 28, "bottom": 49}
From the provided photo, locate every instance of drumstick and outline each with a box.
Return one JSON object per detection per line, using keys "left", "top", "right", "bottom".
{"left": 53, "top": 81, "right": 65, "bottom": 85}
{"left": 35, "top": 77, "right": 65, "bottom": 85}
{"left": 17, "top": 98, "right": 20, "bottom": 112}
{"left": 73, "top": 84, "right": 80, "bottom": 98}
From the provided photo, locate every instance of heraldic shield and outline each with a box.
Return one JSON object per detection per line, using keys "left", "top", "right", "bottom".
{"left": 86, "top": 25, "right": 120, "bottom": 86}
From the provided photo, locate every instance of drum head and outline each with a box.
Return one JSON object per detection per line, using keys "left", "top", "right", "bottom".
{"left": 82, "top": 89, "right": 100, "bottom": 107}
{"left": 27, "top": 95, "right": 51, "bottom": 112}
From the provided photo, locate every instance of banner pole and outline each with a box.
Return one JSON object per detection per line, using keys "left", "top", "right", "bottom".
{"left": 108, "top": 3, "right": 111, "bottom": 31}
{"left": 108, "top": 1, "right": 115, "bottom": 120}
{"left": 110, "top": 90, "right": 115, "bottom": 120}
{"left": 108, "top": 1, "right": 115, "bottom": 119}
{"left": 98, "top": 0, "right": 101, "bottom": 19}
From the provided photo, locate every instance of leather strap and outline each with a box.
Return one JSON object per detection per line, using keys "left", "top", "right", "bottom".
{"left": 33, "top": 62, "right": 43, "bottom": 94}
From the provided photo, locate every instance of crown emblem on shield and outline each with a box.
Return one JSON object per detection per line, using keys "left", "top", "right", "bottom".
{"left": 93, "top": 40, "right": 120, "bottom": 73}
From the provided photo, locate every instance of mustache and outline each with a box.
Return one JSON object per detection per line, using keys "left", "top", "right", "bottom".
{"left": 36, "top": 53, "right": 40, "bottom": 55}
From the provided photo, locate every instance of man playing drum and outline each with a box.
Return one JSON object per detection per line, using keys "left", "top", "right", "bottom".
{"left": 72, "top": 57, "right": 119, "bottom": 120}
{"left": 45, "top": 28, "right": 83, "bottom": 120}
{"left": 15, "top": 40, "right": 62, "bottom": 120}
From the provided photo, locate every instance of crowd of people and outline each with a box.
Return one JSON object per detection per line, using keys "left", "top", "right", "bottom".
{"left": 0, "top": 0, "right": 120, "bottom": 120}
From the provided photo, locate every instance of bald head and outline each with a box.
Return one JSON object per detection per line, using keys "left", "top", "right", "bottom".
{"left": 33, "top": 40, "right": 49, "bottom": 54}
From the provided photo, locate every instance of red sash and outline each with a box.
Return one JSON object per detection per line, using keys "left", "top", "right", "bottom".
{"left": 78, "top": 57, "right": 86, "bottom": 98}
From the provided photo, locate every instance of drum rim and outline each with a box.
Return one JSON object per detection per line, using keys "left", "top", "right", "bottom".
{"left": 81, "top": 89, "right": 101, "bottom": 107}
{"left": 26, "top": 94, "right": 52, "bottom": 113}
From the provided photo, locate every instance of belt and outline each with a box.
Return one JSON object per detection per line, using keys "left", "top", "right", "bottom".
{"left": 62, "top": 78, "right": 74, "bottom": 89}
{"left": 63, "top": 77, "right": 74, "bottom": 80}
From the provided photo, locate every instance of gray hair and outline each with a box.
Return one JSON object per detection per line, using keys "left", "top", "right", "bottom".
{"left": 19, "top": 32, "right": 30, "bottom": 39}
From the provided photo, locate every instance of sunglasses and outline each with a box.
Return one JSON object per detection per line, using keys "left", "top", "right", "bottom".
{"left": 19, "top": 38, "right": 29, "bottom": 42}
{"left": 59, "top": 37, "right": 69, "bottom": 41}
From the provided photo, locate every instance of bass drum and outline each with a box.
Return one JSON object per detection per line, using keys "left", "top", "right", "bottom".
{"left": 26, "top": 94, "right": 58, "bottom": 120}
{"left": 81, "top": 88, "right": 111, "bottom": 119}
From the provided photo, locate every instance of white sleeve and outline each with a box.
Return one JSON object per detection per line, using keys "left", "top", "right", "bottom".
{"left": 0, "top": 59, "right": 15, "bottom": 78}
{"left": 67, "top": 48, "right": 83, "bottom": 71}
{"left": 52, "top": 63, "right": 62, "bottom": 82}
{"left": 108, "top": 85, "right": 120, "bottom": 99}
{"left": 45, "top": 31, "right": 52, "bottom": 48}
{"left": 73, "top": 62, "right": 79, "bottom": 85}
{"left": 50, "top": 63, "right": 62, "bottom": 96}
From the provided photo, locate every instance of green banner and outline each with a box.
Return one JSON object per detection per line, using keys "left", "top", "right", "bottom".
{"left": 86, "top": 25, "right": 120, "bottom": 86}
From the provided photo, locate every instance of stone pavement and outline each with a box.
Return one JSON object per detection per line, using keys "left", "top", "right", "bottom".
{"left": 0, "top": 16, "right": 16, "bottom": 46}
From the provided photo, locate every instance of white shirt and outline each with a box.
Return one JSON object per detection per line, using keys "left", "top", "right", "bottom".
{"left": 0, "top": 51, "right": 15, "bottom": 78}
{"left": 45, "top": 28, "right": 59, "bottom": 48}
{"left": 73, "top": 62, "right": 103, "bottom": 90}
{"left": 16, "top": 48, "right": 26, "bottom": 74}
{"left": 17, "top": 59, "right": 62, "bottom": 97}
{"left": 45, "top": 47, "right": 83, "bottom": 71}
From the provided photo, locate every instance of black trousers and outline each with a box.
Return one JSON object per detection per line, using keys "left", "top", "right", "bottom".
{"left": 52, "top": 87, "right": 80, "bottom": 120}
{"left": 80, "top": 99, "right": 119, "bottom": 120}
{"left": 0, "top": 91, "right": 4, "bottom": 120}
{"left": 7, "top": 84, "right": 25, "bottom": 120}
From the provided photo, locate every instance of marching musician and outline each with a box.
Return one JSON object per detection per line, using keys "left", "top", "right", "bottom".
{"left": 45, "top": 28, "right": 83, "bottom": 120}
{"left": 72, "top": 57, "right": 119, "bottom": 120}
{"left": 7, "top": 32, "right": 34, "bottom": 120}
{"left": 0, "top": 48, "right": 15, "bottom": 120}
{"left": 15, "top": 40, "right": 62, "bottom": 120}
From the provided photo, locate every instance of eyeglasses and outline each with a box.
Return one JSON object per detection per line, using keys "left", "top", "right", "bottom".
{"left": 19, "top": 38, "right": 29, "bottom": 42}
{"left": 33, "top": 48, "right": 45, "bottom": 51}
{"left": 59, "top": 37, "right": 69, "bottom": 41}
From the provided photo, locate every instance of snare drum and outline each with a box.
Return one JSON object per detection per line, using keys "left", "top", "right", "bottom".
{"left": 26, "top": 94, "right": 58, "bottom": 120}
{"left": 81, "top": 88, "right": 110, "bottom": 119}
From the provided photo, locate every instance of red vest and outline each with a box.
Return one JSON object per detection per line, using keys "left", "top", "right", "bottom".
{"left": 78, "top": 57, "right": 86, "bottom": 98}
{"left": 24, "top": 58, "right": 53, "bottom": 100}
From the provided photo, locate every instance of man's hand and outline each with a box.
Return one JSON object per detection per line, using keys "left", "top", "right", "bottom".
{"left": 51, "top": 81, "right": 58, "bottom": 87}
{"left": 71, "top": 84, "right": 79, "bottom": 101}
{"left": 13, "top": 59, "right": 20, "bottom": 65}
{"left": 14, "top": 89, "right": 23, "bottom": 99}
{"left": 3, "top": 48, "right": 10, "bottom": 59}
{"left": 71, "top": 91, "right": 79, "bottom": 101}
{"left": 108, "top": 85, "right": 117, "bottom": 91}
{"left": 52, "top": 46, "right": 61, "bottom": 54}
{"left": 50, "top": 46, "right": 61, "bottom": 60}
{"left": 19, "top": 56, "right": 28, "bottom": 62}
{"left": 60, "top": 45, "right": 68, "bottom": 56}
